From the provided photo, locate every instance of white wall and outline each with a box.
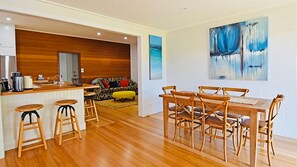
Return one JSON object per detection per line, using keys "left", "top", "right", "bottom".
{"left": 167, "top": 4, "right": 297, "bottom": 139}
{"left": 130, "top": 43, "right": 138, "bottom": 82}
{"left": 0, "top": 95, "right": 4, "bottom": 158}
{"left": 0, "top": 0, "right": 167, "bottom": 117}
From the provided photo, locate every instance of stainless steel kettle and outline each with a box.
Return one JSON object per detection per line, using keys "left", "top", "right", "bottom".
{"left": 11, "top": 72, "right": 24, "bottom": 92}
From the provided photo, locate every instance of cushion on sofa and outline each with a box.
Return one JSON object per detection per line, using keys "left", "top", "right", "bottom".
{"left": 91, "top": 77, "right": 138, "bottom": 100}
{"left": 102, "top": 80, "right": 110, "bottom": 88}
{"left": 109, "top": 81, "right": 118, "bottom": 88}
{"left": 120, "top": 79, "right": 129, "bottom": 87}
{"left": 91, "top": 78, "right": 105, "bottom": 89}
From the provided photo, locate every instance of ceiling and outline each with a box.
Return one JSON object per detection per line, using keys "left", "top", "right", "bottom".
{"left": 40, "top": 0, "right": 297, "bottom": 31}
{"left": 0, "top": 0, "right": 296, "bottom": 44}
{"left": 0, "top": 10, "right": 137, "bottom": 44}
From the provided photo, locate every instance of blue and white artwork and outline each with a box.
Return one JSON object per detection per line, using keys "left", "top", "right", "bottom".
{"left": 149, "top": 35, "right": 162, "bottom": 80}
{"left": 210, "top": 17, "right": 268, "bottom": 80}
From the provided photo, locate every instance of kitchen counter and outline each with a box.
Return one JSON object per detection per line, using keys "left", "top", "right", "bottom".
{"left": 0, "top": 82, "right": 99, "bottom": 155}
{"left": 1, "top": 83, "right": 99, "bottom": 96}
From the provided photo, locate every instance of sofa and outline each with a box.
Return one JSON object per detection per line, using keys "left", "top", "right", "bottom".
{"left": 91, "top": 77, "right": 138, "bottom": 100}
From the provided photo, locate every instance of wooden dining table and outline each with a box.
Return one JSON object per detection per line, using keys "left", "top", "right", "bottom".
{"left": 159, "top": 93, "right": 272, "bottom": 167}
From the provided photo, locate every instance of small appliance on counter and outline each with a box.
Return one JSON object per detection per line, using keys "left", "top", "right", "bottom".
{"left": 24, "top": 76, "right": 33, "bottom": 90}
{"left": 1, "top": 78, "right": 11, "bottom": 92}
{"left": 11, "top": 72, "right": 23, "bottom": 92}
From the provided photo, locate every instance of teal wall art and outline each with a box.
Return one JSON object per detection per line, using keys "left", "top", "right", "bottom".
{"left": 149, "top": 35, "right": 162, "bottom": 80}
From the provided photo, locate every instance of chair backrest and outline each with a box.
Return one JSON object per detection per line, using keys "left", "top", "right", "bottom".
{"left": 198, "top": 86, "right": 221, "bottom": 94}
{"left": 267, "top": 94, "right": 284, "bottom": 128}
{"left": 222, "top": 87, "right": 249, "bottom": 97}
{"left": 171, "top": 91, "right": 195, "bottom": 118}
{"left": 162, "top": 85, "right": 176, "bottom": 94}
{"left": 197, "top": 93, "right": 230, "bottom": 124}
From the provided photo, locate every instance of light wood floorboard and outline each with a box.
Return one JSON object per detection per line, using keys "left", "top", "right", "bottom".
{"left": 1, "top": 104, "right": 297, "bottom": 166}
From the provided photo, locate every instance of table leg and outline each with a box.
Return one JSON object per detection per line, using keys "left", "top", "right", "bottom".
{"left": 163, "top": 98, "right": 169, "bottom": 138}
{"left": 250, "top": 112, "right": 259, "bottom": 167}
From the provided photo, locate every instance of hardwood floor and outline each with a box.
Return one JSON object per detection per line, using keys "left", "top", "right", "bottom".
{"left": 1, "top": 104, "right": 297, "bottom": 166}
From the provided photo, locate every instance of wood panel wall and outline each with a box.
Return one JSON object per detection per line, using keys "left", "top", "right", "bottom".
{"left": 16, "top": 30, "right": 131, "bottom": 83}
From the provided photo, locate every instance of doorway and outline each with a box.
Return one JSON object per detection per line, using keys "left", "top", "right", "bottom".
{"left": 58, "top": 52, "right": 80, "bottom": 82}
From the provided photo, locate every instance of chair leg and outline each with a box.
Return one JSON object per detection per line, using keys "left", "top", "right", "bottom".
{"left": 84, "top": 100, "right": 88, "bottom": 117}
{"left": 267, "top": 139, "right": 272, "bottom": 166}
{"left": 54, "top": 111, "right": 60, "bottom": 139}
{"left": 173, "top": 118, "right": 177, "bottom": 141}
{"left": 73, "top": 110, "right": 82, "bottom": 139}
{"left": 237, "top": 125, "right": 244, "bottom": 156}
{"left": 200, "top": 122, "right": 205, "bottom": 152}
{"left": 210, "top": 127, "right": 213, "bottom": 143}
{"left": 243, "top": 131, "right": 248, "bottom": 146}
{"left": 191, "top": 122, "right": 194, "bottom": 149}
{"left": 232, "top": 126, "right": 237, "bottom": 152}
{"left": 92, "top": 99, "right": 99, "bottom": 122}
{"left": 223, "top": 128, "right": 227, "bottom": 162}
{"left": 70, "top": 110, "right": 75, "bottom": 134}
{"left": 271, "top": 140, "right": 276, "bottom": 155}
{"left": 58, "top": 113, "right": 64, "bottom": 145}
{"left": 236, "top": 118, "right": 240, "bottom": 146}
{"left": 37, "top": 117, "right": 47, "bottom": 150}
{"left": 17, "top": 120, "right": 24, "bottom": 158}
{"left": 267, "top": 131, "right": 272, "bottom": 166}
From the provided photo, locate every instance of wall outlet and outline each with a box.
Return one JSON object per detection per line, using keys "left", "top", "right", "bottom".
{"left": 81, "top": 68, "right": 84, "bottom": 73}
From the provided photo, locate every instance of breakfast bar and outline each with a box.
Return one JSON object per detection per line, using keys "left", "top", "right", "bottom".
{"left": 0, "top": 83, "right": 98, "bottom": 152}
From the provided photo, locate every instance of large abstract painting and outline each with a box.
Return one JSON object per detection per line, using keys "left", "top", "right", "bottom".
{"left": 149, "top": 35, "right": 162, "bottom": 80}
{"left": 210, "top": 17, "right": 268, "bottom": 80}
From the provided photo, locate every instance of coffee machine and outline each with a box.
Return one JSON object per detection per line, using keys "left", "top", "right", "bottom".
{"left": 1, "top": 78, "right": 10, "bottom": 92}
{"left": 11, "top": 72, "right": 23, "bottom": 92}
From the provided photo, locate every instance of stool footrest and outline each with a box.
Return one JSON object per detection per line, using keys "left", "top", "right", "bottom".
{"left": 85, "top": 118, "right": 97, "bottom": 122}
{"left": 23, "top": 137, "right": 42, "bottom": 143}
{"left": 22, "top": 143, "right": 45, "bottom": 151}
{"left": 24, "top": 126, "right": 39, "bottom": 131}
{"left": 61, "top": 136, "right": 78, "bottom": 142}
{"left": 62, "top": 121, "right": 75, "bottom": 126}
{"left": 24, "top": 122, "right": 38, "bottom": 126}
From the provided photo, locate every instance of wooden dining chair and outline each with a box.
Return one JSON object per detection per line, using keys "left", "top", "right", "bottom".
{"left": 197, "top": 93, "right": 237, "bottom": 162}
{"left": 198, "top": 86, "right": 221, "bottom": 94}
{"left": 222, "top": 87, "right": 249, "bottom": 97}
{"left": 237, "top": 94, "right": 284, "bottom": 166}
{"left": 220, "top": 87, "right": 249, "bottom": 145}
{"left": 195, "top": 86, "right": 221, "bottom": 113}
{"left": 171, "top": 91, "right": 203, "bottom": 149}
{"left": 162, "top": 86, "right": 178, "bottom": 119}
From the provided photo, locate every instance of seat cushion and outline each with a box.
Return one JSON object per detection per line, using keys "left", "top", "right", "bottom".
{"left": 119, "top": 79, "right": 129, "bottom": 87}
{"left": 205, "top": 116, "right": 235, "bottom": 128}
{"left": 177, "top": 111, "right": 203, "bottom": 120}
{"left": 240, "top": 119, "right": 266, "bottom": 129}
{"left": 102, "top": 80, "right": 110, "bottom": 88}
{"left": 109, "top": 81, "right": 119, "bottom": 88}
{"left": 194, "top": 107, "right": 211, "bottom": 113}
{"left": 217, "top": 111, "right": 242, "bottom": 119}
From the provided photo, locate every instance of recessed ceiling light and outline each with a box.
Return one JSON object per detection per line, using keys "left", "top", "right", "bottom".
{"left": 97, "top": 32, "right": 101, "bottom": 36}
{"left": 124, "top": 37, "right": 128, "bottom": 40}
{"left": 6, "top": 17, "right": 11, "bottom": 21}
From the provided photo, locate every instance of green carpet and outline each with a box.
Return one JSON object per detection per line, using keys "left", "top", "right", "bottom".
{"left": 95, "top": 96, "right": 138, "bottom": 109}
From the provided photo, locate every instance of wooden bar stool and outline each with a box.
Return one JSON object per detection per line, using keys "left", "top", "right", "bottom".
{"left": 54, "top": 99, "right": 82, "bottom": 145}
{"left": 84, "top": 92, "right": 99, "bottom": 122}
{"left": 15, "top": 104, "right": 47, "bottom": 158}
